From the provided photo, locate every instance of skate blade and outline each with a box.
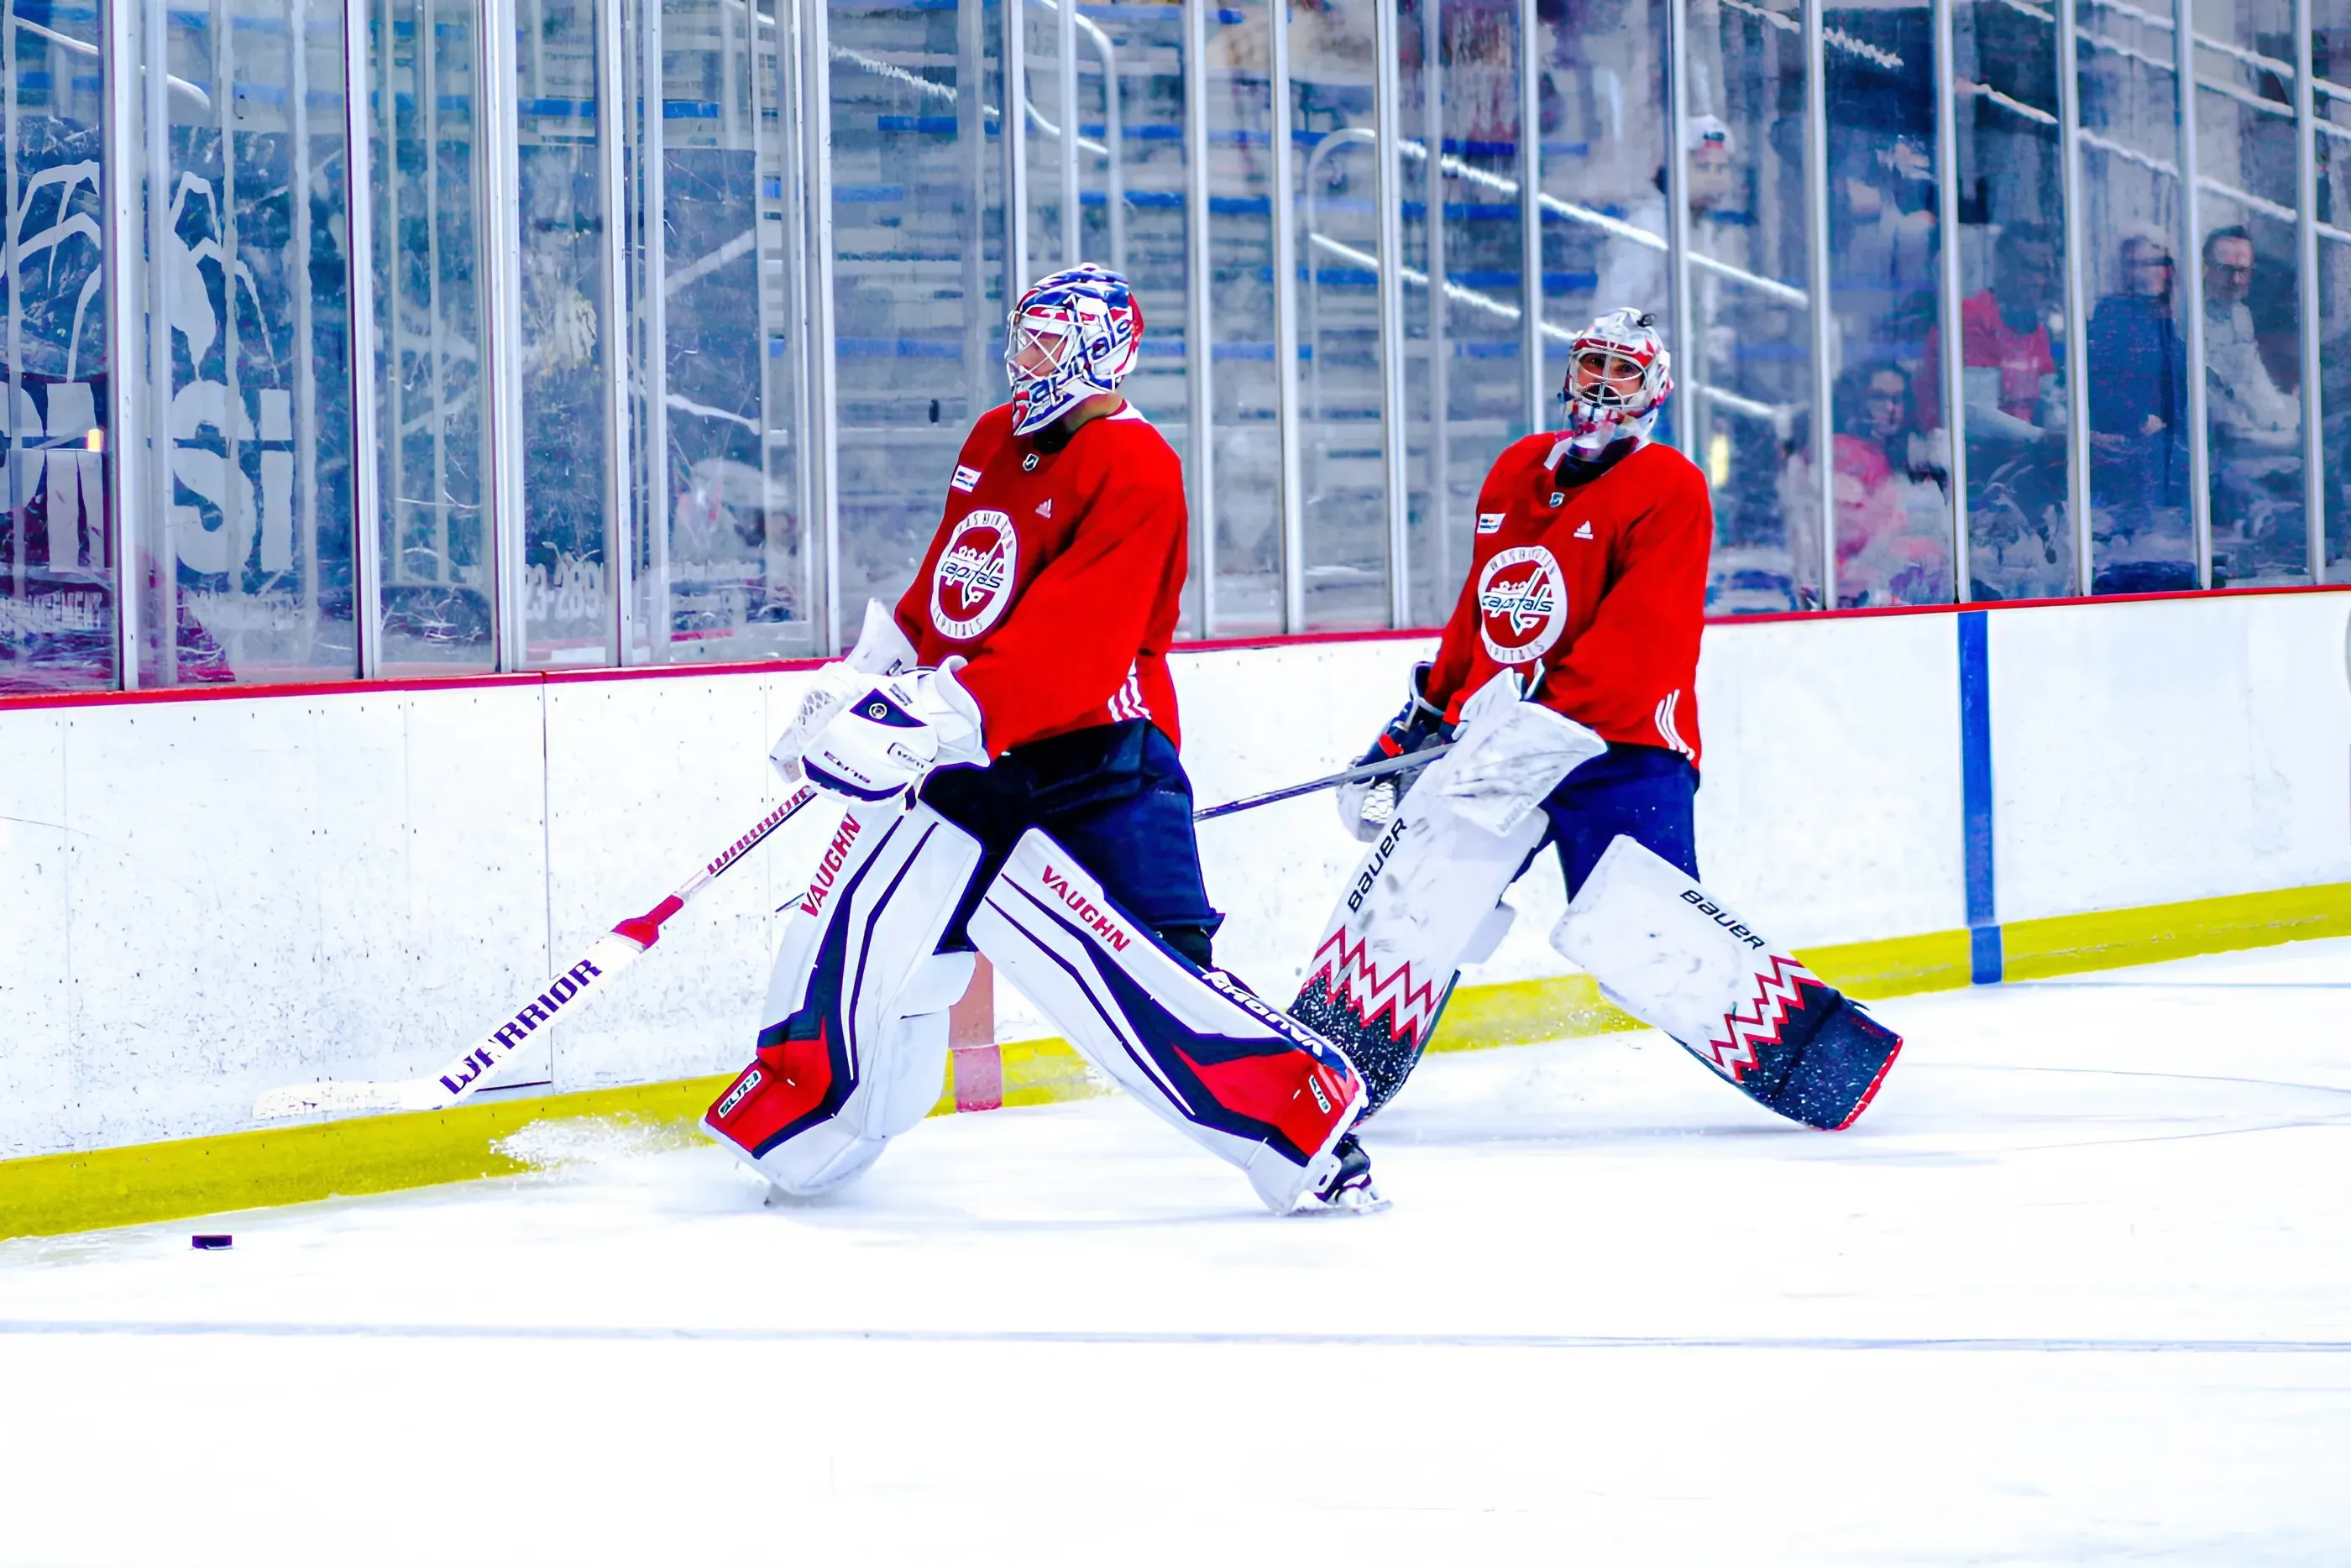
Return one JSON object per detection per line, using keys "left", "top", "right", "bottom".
{"left": 1288, "top": 1184, "right": 1392, "bottom": 1218}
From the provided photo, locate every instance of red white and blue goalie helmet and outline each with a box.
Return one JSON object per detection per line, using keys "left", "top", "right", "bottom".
{"left": 1004, "top": 264, "right": 1144, "bottom": 436}
{"left": 1558, "top": 306, "right": 1673, "bottom": 459}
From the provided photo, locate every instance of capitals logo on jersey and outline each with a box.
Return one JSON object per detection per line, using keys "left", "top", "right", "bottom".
{"left": 931, "top": 510, "right": 1019, "bottom": 639}
{"left": 1475, "top": 546, "right": 1568, "bottom": 666}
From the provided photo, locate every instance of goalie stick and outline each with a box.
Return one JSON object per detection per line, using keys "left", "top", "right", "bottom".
{"left": 254, "top": 746, "right": 1443, "bottom": 1122}
{"left": 1192, "top": 743, "right": 1454, "bottom": 823}
{"left": 251, "top": 782, "right": 824, "bottom": 1120}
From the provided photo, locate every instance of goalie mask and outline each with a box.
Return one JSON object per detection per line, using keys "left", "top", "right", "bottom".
{"left": 1558, "top": 307, "right": 1673, "bottom": 460}
{"left": 1004, "top": 264, "right": 1144, "bottom": 436}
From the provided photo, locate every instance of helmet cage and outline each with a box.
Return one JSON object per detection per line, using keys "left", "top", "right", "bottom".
{"left": 1004, "top": 264, "right": 1143, "bottom": 436}
{"left": 1558, "top": 308, "right": 1673, "bottom": 457}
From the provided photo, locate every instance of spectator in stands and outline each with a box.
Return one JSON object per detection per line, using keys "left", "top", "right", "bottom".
{"left": 1787, "top": 362, "right": 1952, "bottom": 606}
{"left": 2199, "top": 226, "right": 2300, "bottom": 453}
{"left": 1916, "top": 222, "right": 2069, "bottom": 596}
{"left": 2087, "top": 227, "right": 2189, "bottom": 546}
{"left": 2200, "top": 225, "right": 2304, "bottom": 576}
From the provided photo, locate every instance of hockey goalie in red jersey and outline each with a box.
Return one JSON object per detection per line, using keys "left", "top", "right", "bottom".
{"left": 1291, "top": 307, "right": 1903, "bottom": 1132}
{"left": 701, "top": 264, "right": 1380, "bottom": 1215}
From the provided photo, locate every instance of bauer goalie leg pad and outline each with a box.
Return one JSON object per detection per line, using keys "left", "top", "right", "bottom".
{"left": 703, "top": 804, "right": 984, "bottom": 1192}
{"left": 1292, "top": 695, "right": 1606, "bottom": 1112}
{"left": 970, "top": 830, "right": 1369, "bottom": 1215}
{"left": 1550, "top": 836, "right": 1903, "bottom": 1130}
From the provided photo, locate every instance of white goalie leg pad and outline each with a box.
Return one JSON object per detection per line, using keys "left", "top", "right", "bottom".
{"left": 1291, "top": 698, "right": 1600, "bottom": 1111}
{"left": 969, "top": 831, "right": 1369, "bottom": 1214}
{"left": 1549, "top": 835, "right": 1903, "bottom": 1129}
{"left": 703, "top": 803, "right": 984, "bottom": 1193}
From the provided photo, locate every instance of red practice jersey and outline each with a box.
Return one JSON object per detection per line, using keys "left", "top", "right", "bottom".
{"left": 893, "top": 401, "right": 1187, "bottom": 756}
{"left": 1426, "top": 435, "right": 1711, "bottom": 766}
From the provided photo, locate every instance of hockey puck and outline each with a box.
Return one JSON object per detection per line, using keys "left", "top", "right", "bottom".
{"left": 191, "top": 1234, "right": 233, "bottom": 1251}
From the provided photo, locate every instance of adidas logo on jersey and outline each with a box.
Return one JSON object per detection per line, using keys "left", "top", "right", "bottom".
{"left": 1036, "top": 499, "right": 1053, "bottom": 518}
{"left": 1477, "top": 512, "right": 1505, "bottom": 535}
{"left": 950, "top": 464, "right": 982, "bottom": 493}
{"left": 1574, "top": 520, "right": 1594, "bottom": 540}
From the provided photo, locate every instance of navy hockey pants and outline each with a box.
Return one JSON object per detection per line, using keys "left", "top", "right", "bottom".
{"left": 1531, "top": 741, "right": 1700, "bottom": 897}
{"left": 919, "top": 719, "right": 1224, "bottom": 966}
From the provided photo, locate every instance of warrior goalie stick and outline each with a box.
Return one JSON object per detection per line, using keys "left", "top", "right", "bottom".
{"left": 251, "top": 783, "right": 825, "bottom": 1121}
{"left": 1192, "top": 744, "right": 1455, "bottom": 823}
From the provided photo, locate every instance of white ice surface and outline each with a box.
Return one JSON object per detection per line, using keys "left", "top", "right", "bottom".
{"left": 6, "top": 939, "right": 2351, "bottom": 1565}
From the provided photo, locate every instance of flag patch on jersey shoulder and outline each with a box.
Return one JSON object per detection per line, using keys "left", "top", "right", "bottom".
{"left": 950, "top": 464, "right": 982, "bottom": 493}
{"left": 1476, "top": 512, "right": 1505, "bottom": 535}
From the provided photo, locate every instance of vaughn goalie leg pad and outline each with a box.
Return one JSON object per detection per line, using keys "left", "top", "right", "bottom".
{"left": 1292, "top": 697, "right": 1605, "bottom": 1112}
{"left": 703, "top": 804, "right": 985, "bottom": 1191}
{"left": 1551, "top": 836, "right": 1903, "bottom": 1130}
{"left": 970, "top": 829, "right": 1369, "bottom": 1214}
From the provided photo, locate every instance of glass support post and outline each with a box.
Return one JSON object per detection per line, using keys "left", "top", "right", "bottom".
{"left": 1802, "top": 0, "right": 1834, "bottom": 609}
{"left": 1422, "top": 0, "right": 1447, "bottom": 604}
{"left": 1663, "top": 0, "right": 1698, "bottom": 463}
{"left": 1517, "top": 0, "right": 1542, "bottom": 435}
{"left": 214, "top": 0, "right": 248, "bottom": 651}
{"left": 143, "top": 0, "right": 175, "bottom": 678}
{"left": 2296, "top": 0, "right": 2326, "bottom": 582}
{"left": 478, "top": 0, "right": 526, "bottom": 669}
{"left": 1270, "top": 0, "right": 1304, "bottom": 631}
{"left": 1056, "top": 0, "right": 1079, "bottom": 264}
{"left": 1181, "top": 0, "right": 1212, "bottom": 631}
{"left": 1374, "top": 0, "right": 1407, "bottom": 625}
{"left": 102, "top": 0, "right": 143, "bottom": 686}
{"left": 2173, "top": 0, "right": 2212, "bottom": 588}
{"left": 2055, "top": 0, "right": 2095, "bottom": 594}
{"left": 1932, "top": 0, "right": 1971, "bottom": 600}
{"left": 598, "top": 0, "right": 632, "bottom": 660}
{"left": 288, "top": 0, "right": 321, "bottom": 656}
{"left": 958, "top": 0, "right": 987, "bottom": 417}
{"left": 344, "top": 0, "right": 384, "bottom": 676}
{"left": 1004, "top": 0, "right": 1027, "bottom": 290}
{"left": 641, "top": 0, "right": 672, "bottom": 656}
{"left": 803, "top": 0, "right": 840, "bottom": 651}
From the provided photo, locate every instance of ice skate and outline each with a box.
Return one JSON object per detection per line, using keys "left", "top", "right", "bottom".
{"left": 1290, "top": 1132, "right": 1389, "bottom": 1216}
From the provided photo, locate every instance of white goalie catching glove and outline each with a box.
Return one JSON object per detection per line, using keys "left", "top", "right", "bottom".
{"left": 771, "top": 598, "right": 921, "bottom": 781}
{"left": 801, "top": 661, "right": 987, "bottom": 802}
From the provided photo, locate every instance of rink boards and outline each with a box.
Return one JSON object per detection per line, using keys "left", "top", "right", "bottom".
{"left": 3, "top": 587, "right": 2348, "bottom": 1208}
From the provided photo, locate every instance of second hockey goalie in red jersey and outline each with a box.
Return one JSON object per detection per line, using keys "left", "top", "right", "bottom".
{"left": 1295, "top": 307, "right": 1903, "bottom": 1136}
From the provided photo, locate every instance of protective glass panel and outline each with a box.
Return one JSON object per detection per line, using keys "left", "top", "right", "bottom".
{"left": 0, "top": 5, "right": 112, "bottom": 690}
{"left": 1022, "top": 0, "right": 1079, "bottom": 276}
{"left": 369, "top": 0, "right": 493, "bottom": 672}
{"left": 2191, "top": 0, "right": 2309, "bottom": 585}
{"left": 827, "top": 0, "right": 1003, "bottom": 642}
{"left": 516, "top": 0, "right": 613, "bottom": 666}
{"left": 1945, "top": 0, "right": 2074, "bottom": 602}
{"left": 1080, "top": 4, "right": 1193, "bottom": 628}
{"left": 1400, "top": 0, "right": 1532, "bottom": 628}
{"left": 1293, "top": 0, "right": 1391, "bottom": 630}
{"left": 1822, "top": 6, "right": 1946, "bottom": 606}
{"left": 2320, "top": 3, "right": 2351, "bottom": 583}
{"left": 148, "top": 0, "right": 359, "bottom": 683}
{"left": 644, "top": 0, "right": 813, "bottom": 659}
{"left": 2076, "top": 0, "right": 2196, "bottom": 594}
{"left": 1679, "top": 0, "right": 1842, "bottom": 613}
{"left": 1558, "top": 0, "right": 1668, "bottom": 377}
{"left": 1202, "top": 0, "right": 1282, "bottom": 634}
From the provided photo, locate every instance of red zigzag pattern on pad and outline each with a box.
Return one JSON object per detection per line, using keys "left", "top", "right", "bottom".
{"left": 1303, "top": 925, "right": 1448, "bottom": 1048}
{"left": 1701, "top": 953, "right": 1830, "bottom": 1084}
